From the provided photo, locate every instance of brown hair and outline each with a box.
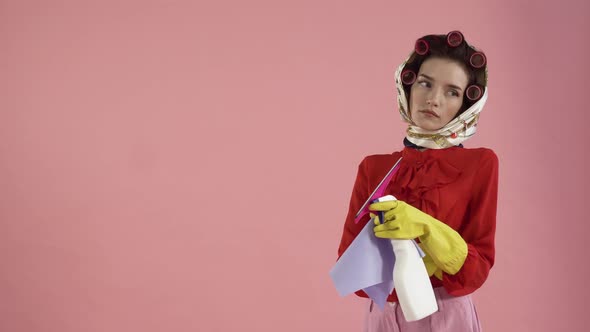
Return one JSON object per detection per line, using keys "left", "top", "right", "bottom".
{"left": 401, "top": 32, "right": 487, "bottom": 115}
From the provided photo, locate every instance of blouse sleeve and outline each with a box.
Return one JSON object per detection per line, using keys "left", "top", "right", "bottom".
{"left": 337, "top": 157, "right": 371, "bottom": 258}
{"left": 442, "top": 150, "right": 499, "bottom": 296}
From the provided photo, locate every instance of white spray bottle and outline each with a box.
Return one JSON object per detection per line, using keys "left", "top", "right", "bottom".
{"left": 376, "top": 195, "right": 438, "bottom": 321}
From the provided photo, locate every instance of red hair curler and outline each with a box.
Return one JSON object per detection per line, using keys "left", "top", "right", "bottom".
{"left": 446, "top": 31, "right": 463, "bottom": 47}
{"left": 469, "top": 52, "right": 486, "bottom": 68}
{"left": 401, "top": 70, "right": 417, "bottom": 85}
{"left": 466, "top": 85, "right": 482, "bottom": 100}
{"left": 415, "top": 39, "right": 429, "bottom": 55}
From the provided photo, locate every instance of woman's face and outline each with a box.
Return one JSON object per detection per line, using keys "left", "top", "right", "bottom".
{"left": 409, "top": 57, "right": 469, "bottom": 131}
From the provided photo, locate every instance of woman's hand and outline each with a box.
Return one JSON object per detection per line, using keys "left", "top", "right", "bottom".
{"left": 370, "top": 200, "right": 433, "bottom": 240}
{"left": 369, "top": 200, "right": 468, "bottom": 275}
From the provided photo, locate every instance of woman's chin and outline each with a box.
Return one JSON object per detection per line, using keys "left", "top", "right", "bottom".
{"left": 415, "top": 122, "right": 443, "bottom": 131}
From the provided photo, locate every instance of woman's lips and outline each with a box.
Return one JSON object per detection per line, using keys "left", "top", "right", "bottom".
{"left": 420, "top": 110, "right": 439, "bottom": 118}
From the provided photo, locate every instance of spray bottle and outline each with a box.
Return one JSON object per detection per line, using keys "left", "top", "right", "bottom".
{"left": 375, "top": 195, "right": 438, "bottom": 321}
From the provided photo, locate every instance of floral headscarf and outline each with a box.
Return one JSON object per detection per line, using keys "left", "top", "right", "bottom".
{"left": 395, "top": 31, "right": 489, "bottom": 149}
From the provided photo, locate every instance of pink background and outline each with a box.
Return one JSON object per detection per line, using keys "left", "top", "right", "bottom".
{"left": 1, "top": 0, "right": 588, "bottom": 331}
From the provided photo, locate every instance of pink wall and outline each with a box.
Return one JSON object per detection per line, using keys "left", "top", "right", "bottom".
{"left": 1, "top": 0, "right": 588, "bottom": 331}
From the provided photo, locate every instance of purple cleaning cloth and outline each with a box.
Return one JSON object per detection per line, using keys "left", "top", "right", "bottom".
{"left": 329, "top": 218, "right": 395, "bottom": 309}
{"left": 331, "top": 156, "right": 427, "bottom": 309}
{"left": 363, "top": 279, "right": 394, "bottom": 310}
{"left": 329, "top": 218, "right": 426, "bottom": 310}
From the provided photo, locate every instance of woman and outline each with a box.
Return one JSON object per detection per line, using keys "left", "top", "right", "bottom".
{"left": 337, "top": 31, "right": 498, "bottom": 331}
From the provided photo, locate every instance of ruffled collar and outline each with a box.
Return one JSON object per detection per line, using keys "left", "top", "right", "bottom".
{"left": 388, "top": 146, "right": 462, "bottom": 216}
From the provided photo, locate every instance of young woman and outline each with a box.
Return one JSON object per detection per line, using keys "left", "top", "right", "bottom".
{"left": 337, "top": 31, "right": 498, "bottom": 332}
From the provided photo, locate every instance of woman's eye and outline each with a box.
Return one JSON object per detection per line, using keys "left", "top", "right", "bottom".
{"left": 449, "top": 90, "right": 460, "bottom": 97}
{"left": 417, "top": 80, "right": 430, "bottom": 87}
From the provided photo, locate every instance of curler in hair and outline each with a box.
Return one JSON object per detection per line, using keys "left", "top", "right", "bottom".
{"left": 415, "top": 39, "right": 429, "bottom": 55}
{"left": 446, "top": 30, "right": 464, "bottom": 47}
{"left": 469, "top": 52, "right": 486, "bottom": 68}
{"left": 401, "top": 70, "right": 417, "bottom": 85}
{"left": 466, "top": 85, "right": 482, "bottom": 100}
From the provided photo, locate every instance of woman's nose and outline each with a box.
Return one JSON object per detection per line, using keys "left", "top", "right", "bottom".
{"left": 426, "top": 89, "right": 443, "bottom": 107}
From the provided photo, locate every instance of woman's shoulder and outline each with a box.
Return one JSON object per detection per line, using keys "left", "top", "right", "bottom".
{"left": 354, "top": 151, "right": 404, "bottom": 176}
{"left": 357, "top": 147, "right": 498, "bottom": 169}
{"left": 458, "top": 147, "right": 498, "bottom": 164}
{"left": 359, "top": 151, "right": 404, "bottom": 165}
{"left": 446, "top": 147, "right": 499, "bottom": 177}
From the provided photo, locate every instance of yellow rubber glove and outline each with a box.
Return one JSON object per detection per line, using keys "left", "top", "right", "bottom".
{"left": 371, "top": 212, "right": 443, "bottom": 280}
{"left": 370, "top": 200, "right": 467, "bottom": 275}
{"left": 420, "top": 243, "right": 443, "bottom": 280}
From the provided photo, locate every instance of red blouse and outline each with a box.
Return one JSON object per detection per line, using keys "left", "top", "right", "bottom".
{"left": 337, "top": 146, "right": 499, "bottom": 301}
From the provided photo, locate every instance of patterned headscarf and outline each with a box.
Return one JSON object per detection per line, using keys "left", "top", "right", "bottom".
{"left": 395, "top": 31, "right": 489, "bottom": 149}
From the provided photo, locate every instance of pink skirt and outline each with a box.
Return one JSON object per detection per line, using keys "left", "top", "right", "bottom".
{"left": 363, "top": 287, "right": 482, "bottom": 332}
